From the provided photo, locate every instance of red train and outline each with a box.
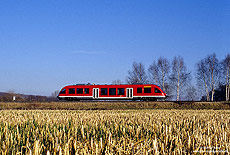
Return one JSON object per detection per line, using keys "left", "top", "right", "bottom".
{"left": 57, "top": 83, "right": 166, "bottom": 101}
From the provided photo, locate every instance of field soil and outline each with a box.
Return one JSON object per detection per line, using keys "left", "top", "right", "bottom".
{"left": 0, "top": 101, "right": 230, "bottom": 110}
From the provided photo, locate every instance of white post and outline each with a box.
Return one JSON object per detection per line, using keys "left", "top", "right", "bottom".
{"left": 13, "top": 96, "right": 16, "bottom": 101}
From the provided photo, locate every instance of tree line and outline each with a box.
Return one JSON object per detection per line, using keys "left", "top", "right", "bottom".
{"left": 0, "top": 91, "right": 59, "bottom": 102}
{"left": 124, "top": 53, "right": 230, "bottom": 101}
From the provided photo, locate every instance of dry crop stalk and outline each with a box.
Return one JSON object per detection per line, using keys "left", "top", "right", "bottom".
{"left": 0, "top": 110, "right": 229, "bottom": 154}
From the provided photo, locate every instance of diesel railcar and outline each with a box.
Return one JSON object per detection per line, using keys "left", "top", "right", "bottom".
{"left": 57, "top": 83, "right": 166, "bottom": 101}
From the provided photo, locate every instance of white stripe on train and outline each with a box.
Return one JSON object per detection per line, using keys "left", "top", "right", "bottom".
{"left": 58, "top": 96, "right": 165, "bottom": 98}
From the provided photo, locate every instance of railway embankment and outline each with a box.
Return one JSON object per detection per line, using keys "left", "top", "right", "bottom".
{"left": 0, "top": 101, "right": 230, "bottom": 110}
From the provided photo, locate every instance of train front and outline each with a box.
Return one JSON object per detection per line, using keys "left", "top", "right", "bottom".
{"left": 57, "top": 87, "right": 67, "bottom": 100}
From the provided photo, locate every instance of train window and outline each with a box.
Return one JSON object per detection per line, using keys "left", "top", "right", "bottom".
{"left": 155, "top": 88, "right": 161, "bottom": 93}
{"left": 68, "top": 88, "right": 75, "bottom": 94}
{"left": 117, "top": 88, "right": 124, "bottom": 95}
{"left": 101, "top": 88, "right": 107, "bottom": 95}
{"left": 109, "top": 88, "right": 116, "bottom": 95}
{"left": 77, "top": 88, "right": 83, "bottom": 94}
{"left": 84, "top": 88, "right": 89, "bottom": 94}
{"left": 144, "top": 88, "right": 151, "bottom": 93}
{"left": 60, "top": 89, "right": 66, "bottom": 94}
{"left": 137, "top": 88, "right": 142, "bottom": 93}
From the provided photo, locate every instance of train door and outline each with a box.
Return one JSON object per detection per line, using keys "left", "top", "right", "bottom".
{"left": 93, "top": 88, "right": 99, "bottom": 99}
{"left": 126, "top": 88, "right": 133, "bottom": 99}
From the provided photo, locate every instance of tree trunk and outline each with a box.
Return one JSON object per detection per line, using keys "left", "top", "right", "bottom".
{"left": 211, "top": 68, "right": 214, "bottom": 101}
{"left": 203, "top": 76, "right": 210, "bottom": 101}
{"left": 226, "top": 84, "right": 228, "bottom": 101}
{"left": 162, "top": 70, "right": 165, "bottom": 93}
{"left": 226, "top": 69, "right": 229, "bottom": 101}
{"left": 228, "top": 84, "right": 230, "bottom": 101}
{"left": 228, "top": 69, "right": 230, "bottom": 101}
{"left": 177, "top": 83, "right": 180, "bottom": 101}
{"left": 211, "top": 89, "right": 214, "bottom": 101}
{"left": 205, "top": 84, "right": 210, "bottom": 101}
{"left": 177, "top": 72, "right": 180, "bottom": 101}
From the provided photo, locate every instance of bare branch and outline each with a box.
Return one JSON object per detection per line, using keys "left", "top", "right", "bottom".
{"left": 148, "top": 57, "right": 171, "bottom": 96}
{"left": 170, "top": 56, "right": 191, "bottom": 101}
{"left": 126, "top": 62, "right": 148, "bottom": 84}
{"left": 196, "top": 53, "right": 219, "bottom": 101}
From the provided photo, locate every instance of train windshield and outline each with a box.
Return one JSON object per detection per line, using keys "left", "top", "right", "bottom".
{"left": 60, "top": 89, "right": 66, "bottom": 94}
{"left": 155, "top": 88, "right": 161, "bottom": 93}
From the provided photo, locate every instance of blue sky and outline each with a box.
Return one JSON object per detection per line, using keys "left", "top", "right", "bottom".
{"left": 0, "top": 0, "right": 229, "bottom": 96}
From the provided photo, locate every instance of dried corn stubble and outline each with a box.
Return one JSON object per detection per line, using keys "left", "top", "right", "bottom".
{"left": 0, "top": 110, "right": 229, "bottom": 154}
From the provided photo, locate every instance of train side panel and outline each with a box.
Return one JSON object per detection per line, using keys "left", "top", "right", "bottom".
{"left": 58, "top": 84, "right": 166, "bottom": 101}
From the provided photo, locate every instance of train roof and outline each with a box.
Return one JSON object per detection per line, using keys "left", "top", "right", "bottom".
{"left": 74, "top": 83, "right": 156, "bottom": 85}
{"left": 64, "top": 83, "right": 160, "bottom": 87}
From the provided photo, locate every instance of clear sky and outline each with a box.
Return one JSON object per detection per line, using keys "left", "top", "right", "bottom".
{"left": 0, "top": 0, "right": 229, "bottom": 96}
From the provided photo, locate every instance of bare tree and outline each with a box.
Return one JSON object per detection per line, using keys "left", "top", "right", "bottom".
{"left": 196, "top": 59, "right": 210, "bottom": 101}
{"left": 126, "top": 62, "right": 148, "bottom": 84}
{"left": 196, "top": 53, "right": 219, "bottom": 101}
{"left": 148, "top": 57, "right": 171, "bottom": 95}
{"left": 170, "top": 56, "right": 191, "bottom": 101}
{"left": 221, "top": 54, "right": 230, "bottom": 101}
{"left": 51, "top": 90, "right": 60, "bottom": 98}
{"left": 7, "top": 90, "right": 17, "bottom": 101}
{"left": 112, "top": 80, "right": 122, "bottom": 85}
{"left": 207, "top": 54, "right": 219, "bottom": 101}
{"left": 185, "top": 85, "right": 198, "bottom": 101}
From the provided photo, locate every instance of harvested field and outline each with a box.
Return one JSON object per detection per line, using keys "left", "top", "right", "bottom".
{"left": 0, "top": 101, "right": 230, "bottom": 110}
{"left": 0, "top": 110, "right": 229, "bottom": 154}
